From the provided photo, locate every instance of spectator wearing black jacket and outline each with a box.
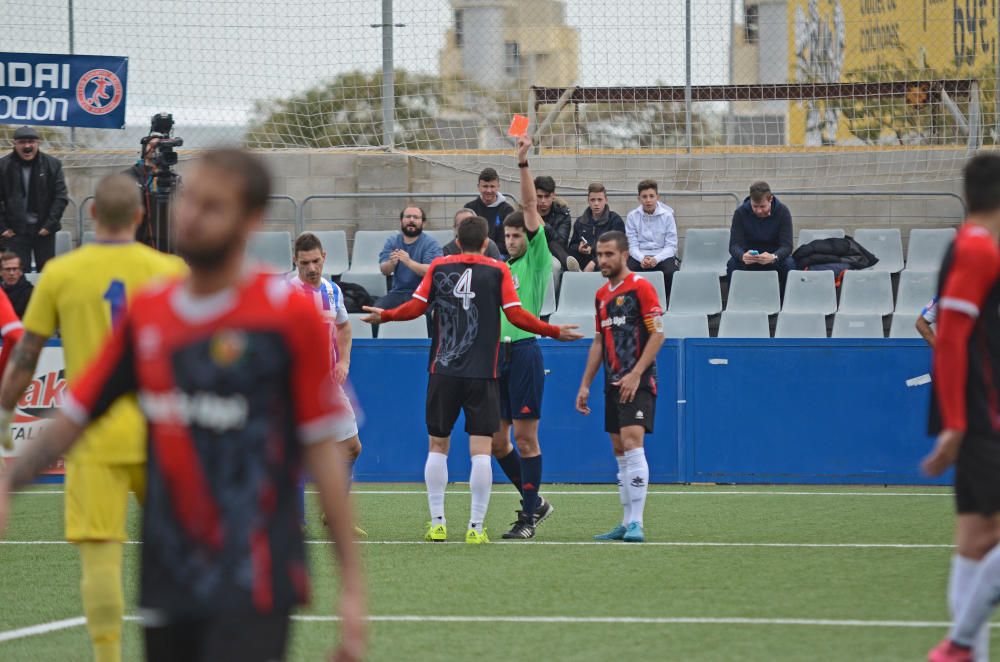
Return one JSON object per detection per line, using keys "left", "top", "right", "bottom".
{"left": 122, "top": 137, "right": 161, "bottom": 246}
{"left": 0, "top": 127, "right": 68, "bottom": 272}
{"left": 464, "top": 167, "right": 514, "bottom": 258}
{"left": 568, "top": 183, "right": 625, "bottom": 272}
{"left": 442, "top": 208, "right": 503, "bottom": 259}
{"left": 0, "top": 251, "right": 31, "bottom": 318}
{"left": 727, "top": 181, "right": 795, "bottom": 291}
{"left": 534, "top": 175, "right": 574, "bottom": 271}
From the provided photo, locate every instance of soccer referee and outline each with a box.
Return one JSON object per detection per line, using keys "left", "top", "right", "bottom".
{"left": 491, "top": 135, "right": 555, "bottom": 539}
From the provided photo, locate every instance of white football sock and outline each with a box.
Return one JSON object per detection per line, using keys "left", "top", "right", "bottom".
{"left": 950, "top": 555, "right": 990, "bottom": 661}
{"left": 424, "top": 452, "right": 448, "bottom": 525}
{"left": 468, "top": 454, "right": 492, "bottom": 533}
{"left": 952, "top": 545, "right": 1000, "bottom": 653}
{"left": 616, "top": 455, "right": 631, "bottom": 526}
{"left": 624, "top": 448, "right": 649, "bottom": 526}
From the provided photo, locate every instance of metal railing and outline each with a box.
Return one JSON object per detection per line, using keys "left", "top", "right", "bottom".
{"left": 773, "top": 190, "right": 966, "bottom": 237}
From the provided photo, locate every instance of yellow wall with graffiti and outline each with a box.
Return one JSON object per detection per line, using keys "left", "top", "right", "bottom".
{"left": 787, "top": 0, "right": 996, "bottom": 145}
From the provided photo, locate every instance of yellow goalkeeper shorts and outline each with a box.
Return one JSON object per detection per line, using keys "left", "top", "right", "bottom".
{"left": 64, "top": 460, "right": 145, "bottom": 542}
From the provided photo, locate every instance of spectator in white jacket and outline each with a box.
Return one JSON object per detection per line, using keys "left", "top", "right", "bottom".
{"left": 625, "top": 179, "right": 680, "bottom": 298}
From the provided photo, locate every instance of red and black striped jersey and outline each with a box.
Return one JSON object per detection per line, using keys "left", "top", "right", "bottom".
{"left": 594, "top": 273, "right": 663, "bottom": 390}
{"left": 65, "top": 272, "right": 344, "bottom": 618}
{"left": 930, "top": 224, "right": 1000, "bottom": 436}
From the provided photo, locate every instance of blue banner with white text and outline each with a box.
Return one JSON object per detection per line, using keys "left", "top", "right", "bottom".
{"left": 0, "top": 52, "right": 128, "bottom": 129}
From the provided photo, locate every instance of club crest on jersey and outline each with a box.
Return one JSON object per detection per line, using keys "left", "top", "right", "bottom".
{"left": 209, "top": 330, "right": 248, "bottom": 367}
{"left": 615, "top": 296, "right": 625, "bottom": 306}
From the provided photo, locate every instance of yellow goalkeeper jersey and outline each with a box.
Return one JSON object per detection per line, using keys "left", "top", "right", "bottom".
{"left": 22, "top": 240, "right": 187, "bottom": 464}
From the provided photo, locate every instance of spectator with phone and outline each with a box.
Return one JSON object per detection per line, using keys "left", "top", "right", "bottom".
{"left": 569, "top": 183, "right": 625, "bottom": 272}
{"left": 727, "top": 181, "right": 795, "bottom": 292}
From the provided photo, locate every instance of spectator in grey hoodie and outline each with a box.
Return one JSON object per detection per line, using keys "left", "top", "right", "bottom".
{"left": 625, "top": 179, "right": 679, "bottom": 298}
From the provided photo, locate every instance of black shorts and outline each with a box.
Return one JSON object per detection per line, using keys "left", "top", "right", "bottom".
{"left": 604, "top": 386, "right": 656, "bottom": 434}
{"left": 498, "top": 339, "right": 545, "bottom": 421}
{"left": 426, "top": 374, "right": 501, "bottom": 437}
{"left": 955, "top": 434, "right": 1000, "bottom": 515}
{"left": 144, "top": 609, "right": 290, "bottom": 662}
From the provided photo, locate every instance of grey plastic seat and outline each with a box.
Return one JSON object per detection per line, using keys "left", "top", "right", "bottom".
{"left": 307, "top": 231, "right": 349, "bottom": 276}
{"left": 854, "top": 228, "right": 903, "bottom": 273}
{"left": 662, "top": 312, "right": 710, "bottom": 338}
{"left": 667, "top": 272, "right": 722, "bottom": 315}
{"left": 342, "top": 230, "right": 396, "bottom": 297}
{"left": 82, "top": 231, "right": 96, "bottom": 245}
{"left": 832, "top": 313, "right": 885, "bottom": 338}
{"left": 556, "top": 272, "right": 605, "bottom": 315}
{"left": 907, "top": 228, "right": 956, "bottom": 272}
{"left": 246, "top": 231, "right": 293, "bottom": 274}
{"left": 775, "top": 312, "right": 827, "bottom": 338}
{"left": 797, "top": 228, "right": 845, "bottom": 247}
{"left": 426, "top": 230, "right": 454, "bottom": 248}
{"left": 838, "top": 270, "right": 894, "bottom": 315}
{"left": 727, "top": 270, "right": 780, "bottom": 314}
{"left": 377, "top": 317, "right": 428, "bottom": 339}
{"left": 634, "top": 271, "right": 668, "bottom": 310}
{"left": 55, "top": 230, "right": 73, "bottom": 255}
{"left": 540, "top": 274, "right": 556, "bottom": 317}
{"left": 680, "top": 229, "right": 730, "bottom": 276}
{"left": 347, "top": 313, "right": 372, "bottom": 339}
{"left": 782, "top": 270, "right": 837, "bottom": 314}
{"left": 718, "top": 311, "right": 770, "bottom": 338}
{"left": 547, "top": 312, "right": 596, "bottom": 335}
{"left": 889, "top": 313, "right": 921, "bottom": 339}
{"left": 895, "top": 270, "right": 938, "bottom": 315}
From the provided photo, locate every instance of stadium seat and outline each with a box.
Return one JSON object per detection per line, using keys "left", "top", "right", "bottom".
{"left": 634, "top": 272, "right": 668, "bottom": 311}
{"left": 667, "top": 272, "right": 722, "bottom": 315}
{"left": 718, "top": 311, "right": 770, "bottom": 338}
{"left": 726, "top": 270, "right": 780, "bottom": 314}
{"left": 832, "top": 313, "right": 885, "bottom": 338}
{"left": 895, "top": 270, "right": 938, "bottom": 315}
{"left": 246, "top": 231, "right": 293, "bottom": 274}
{"left": 838, "top": 270, "right": 893, "bottom": 315}
{"left": 426, "top": 230, "right": 454, "bottom": 248}
{"left": 308, "top": 230, "right": 349, "bottom": 276}
{"left": 782, "top": 270, "right": 837, "bottom": 314}
{"left": 661, "top": 312, "right": 710, "bottom": 338}
{"left": 797, "top": 228, "right": 845, "bottom": 247}
{"left": 342, "top": 230, "right": 395, "bottom": 298}
{"left": 906, "top": 228, "right": 956, "bottom": 272}
{"left": 82, "top": 231, "right": 96, "bottom": 245}
{"left": 679, "top": 228, "right": 730, "bottom": 276}
{"left": 854, "top": 228, "right": 903, "bottom": 273}
{"left": 348, "top": 313, "right": 371, "bottom": 339}
{"left": 377, "top": 317, "right": 428, "bottom": 339}
{"left": 556, "top": 272, "right": 605, "bottom": 315}
{"left": 55, "top": 230, "right": 73, "bottom": 255}
{"left": 774, "top": 312, "right": 827, "bottom": 338}
{"left": 889, "top": 313, "right": 921, "bottom": 339}
{"left": 540, "top": 274, "right": 556, "bottom": 317}
{"left": 25, "top": 272, "right": 41, "bottom": 285}
{"left": 547, "top": 312, "right": 596, "bottom": 334}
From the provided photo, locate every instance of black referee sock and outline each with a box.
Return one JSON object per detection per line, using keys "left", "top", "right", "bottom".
{"left": 521, "top": 455, "right": 542, "bottom": 519}
{"left": 496, "top": 448, "right": 523, "bottom": 495}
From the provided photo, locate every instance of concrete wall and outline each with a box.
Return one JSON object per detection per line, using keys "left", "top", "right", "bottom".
{"left": 62, "top": 149, "right": 968, "bottom": 251}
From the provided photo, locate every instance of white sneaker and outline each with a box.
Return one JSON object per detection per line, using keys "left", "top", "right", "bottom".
{"left": 566, "top": 256, "right": 581, "bottom": 272}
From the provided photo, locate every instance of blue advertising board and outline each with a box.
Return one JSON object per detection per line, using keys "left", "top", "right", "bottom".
{"left": 0, "top": 52, "right": 128, "bottom": 129}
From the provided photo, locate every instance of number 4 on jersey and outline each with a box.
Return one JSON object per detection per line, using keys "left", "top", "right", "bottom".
{"left": 455, "top": 268, "right": 476, "bottom": 310}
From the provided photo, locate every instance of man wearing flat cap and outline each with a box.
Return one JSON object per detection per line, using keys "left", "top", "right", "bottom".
{"left": 0, "top": 127, "right": 68, "bottom": 272}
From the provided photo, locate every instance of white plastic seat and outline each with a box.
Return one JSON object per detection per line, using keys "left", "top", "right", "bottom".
{"left": 540, "top": 274, "right": 556, "bottom": 317}
{"left": 661, "top": 312, "right": 709, "bottom": 338}
{"left": 889, "top": 313, "right": 921, "bottom": 339}
{"left": 342, "top": 230, "right": 396, "bottom": 297}
{"left": 634, "top": 271, "right": 668, "bottom": 311}
{"left": 838, "top": 270, "right": 894, "bottom": 315}
{"left": 25, "top": 272, "right": 41, "bottom": 285}
{"left": 854, "top": 228, "right": 904, "bottom": 273}
{"left": 726, "top": 270, "right": 780, "bottom": 314}
{"left": 556, "top": 272, "right": 606, "bottom": 315}
{"left": 895, "top": 270, "right": 938, "bottom": 315}
{"left": 55, "top": 230, "right": 73, "bottom": 255}
{"left": 547, "top": 312, "right": 597, "bottom": 335}
{"left": 797, "top": 228, "right": 846, "bottom": 247}
{"left": 246, "top": 231, "right": 293, "bottom": 274}
{"left": 680, "top": 228, "right": 730, "bottom": 276}
{"left": 718, "top": 311, "right": 770, "bottom": 338}
{"left": 832, "top": 313, "right": 885, "bottom": 338}
{"left": 348, "top": 313, "right": 372, "bottom": 339}
{"left": 426, "top": 230, "right": 454, "bottom": 248}
{"left": 907, "top": 228, "right": 956, "bottom": 272}
{"left": 667, "top": 272, "right": 722, "bottom": 315}
{"left": 307, "top": 230, "right": 350, "bottom": 276}
{"left": 775, "top": 312, "right": 827, "bottom": 338}
{"left": 376, "top": 317, "right": 428, "bottom": 339}
{"left": 782, "top": 270, "right": 837, "bottom": 314}
{"left": 82, "top": 231, "right": 96, "bottom": 245}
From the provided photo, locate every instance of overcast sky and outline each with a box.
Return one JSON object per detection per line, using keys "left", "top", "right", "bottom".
{"left": 1, "top": 0, "right": 738, "bottom": 141}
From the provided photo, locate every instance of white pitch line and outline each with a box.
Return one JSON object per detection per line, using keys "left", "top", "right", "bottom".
{"left": 14, "top": 489, "right": 950, "bottom": 497}
{"left": 0, "top": 616, "right": 86, "bottom": 643}
{"left": 0, "top": 540, "right": 952, "bottom": 549}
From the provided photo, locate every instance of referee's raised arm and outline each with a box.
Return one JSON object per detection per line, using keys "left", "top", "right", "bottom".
{"left": 516, "top": 135, "right": 542, "bottom": 233}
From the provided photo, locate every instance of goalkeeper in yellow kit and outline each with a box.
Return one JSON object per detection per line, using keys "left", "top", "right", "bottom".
{"left": 0, "top": 174, "right": 186, "bottom": 662}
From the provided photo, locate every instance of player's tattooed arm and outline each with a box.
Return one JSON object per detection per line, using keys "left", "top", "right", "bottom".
{"left": 0, "top": 332, "right": 46, "bottom": 411}
{"left": 5, "top": 414, "right": 83, "bottom": 489}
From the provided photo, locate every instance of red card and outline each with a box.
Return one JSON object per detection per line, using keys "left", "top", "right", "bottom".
{"left": 507, "top": 114, "right": 530, "bottom": 136}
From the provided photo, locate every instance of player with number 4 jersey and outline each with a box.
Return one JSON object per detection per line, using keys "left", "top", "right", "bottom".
{"left": 0, "top": 174, "right": 186, "bottom": 662}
